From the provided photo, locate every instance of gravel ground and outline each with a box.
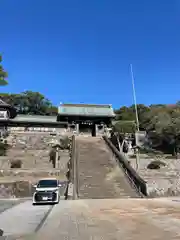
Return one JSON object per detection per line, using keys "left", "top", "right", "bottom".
{"left": 129, "top": 154, "right": 180, "bottom": 197}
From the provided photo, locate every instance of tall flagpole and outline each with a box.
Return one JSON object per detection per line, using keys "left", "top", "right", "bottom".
{"left": 130, "top": 64, "right": 140, "bottom": 132}
{"left": 130, "top": 64, "right": 140, "bottom": 170}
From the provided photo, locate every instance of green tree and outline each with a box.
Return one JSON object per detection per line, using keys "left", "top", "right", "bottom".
{"left": 21, "top": 91, "right": 51, "bottom": 115}
{"left": 115, "top": 106, "right": 135, "bottom": 121}
{"left": 45, "top": 106, "right": 58, "bottom": 116}
{"left": 115, "top": 104, "right": 150, "bottom": 122}
{"left": 114, "top": 103, "right": 180, "bottom": 155}
{"left": 0, "top": 55, "right": 8, "bottom": 86}
{"left": 141, "top": 105, "right": 180, "bottom": 155}
{"left": 0, "top": 91, "right": 58, "bottom": 115}
{"left": 113, "top": 121, "right": 136, "bottom": 133}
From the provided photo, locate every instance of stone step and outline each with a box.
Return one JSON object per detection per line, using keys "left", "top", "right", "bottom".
{"left": 76, "top": 137, "right": 138, "bottom": 199}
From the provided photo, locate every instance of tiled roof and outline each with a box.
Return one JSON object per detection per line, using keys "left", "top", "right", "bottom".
{"left": 0, "top": 114, "right": 68, "bottom": 125}
{"left": 12, "top": 114, "right": 57, "bottom": 123}
{"left": 58, "top": 103, "right": 115, "bottom": 117}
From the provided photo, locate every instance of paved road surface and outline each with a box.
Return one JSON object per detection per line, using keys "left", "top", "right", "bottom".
{"left": 0, "top": 200, "right": 52, "bottom": 237}
{"left": 0, "top": 199, "right": 22, "bottom": 214}
{"left": 35, "top": 198, "right": 180, "bottom": 240}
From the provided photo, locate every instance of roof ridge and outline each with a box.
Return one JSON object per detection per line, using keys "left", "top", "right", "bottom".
{"left": 60, "top": 103, "right": 112, "bottom": 108}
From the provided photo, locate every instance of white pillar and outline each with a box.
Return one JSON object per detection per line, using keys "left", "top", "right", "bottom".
{"left": 95, "top": 124, "right": 98, "bottom": 136}
{"left": 76, "top": 123, "right": 79, "bottom": 135}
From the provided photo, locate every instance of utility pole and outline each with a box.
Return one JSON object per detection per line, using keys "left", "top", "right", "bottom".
{"left": 130, "top": 64, "right": 140, "bottom": 170}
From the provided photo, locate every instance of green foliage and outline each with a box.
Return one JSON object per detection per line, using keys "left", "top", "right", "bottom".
{"left": 0, "top": 91, "right": 58, "bottom": 115}
{"left": 0, "top": 141, "right": 8, "bottom": 156}
{"left": 113, "top": 121, "right": 136, "bottom": 133}
{"left": 115, "top": 104, "right": 150, "bottom": 122}
{"left": 147, "top": 160, "right": 166, "bottom": 170}
{"left": 0, "top": 55, "right": 8, "bottom": 86}
{"left": 60, "top": 136, "right": 71, "bottom": 150}
{"left": 10, "top": 159, "right": 22, "bottom": 168}
{"left": 115, "top": 103, "right": 180, "bottom": 155}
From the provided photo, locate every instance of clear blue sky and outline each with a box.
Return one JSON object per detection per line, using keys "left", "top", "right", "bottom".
{"left": 1, "top": 0, "right": 180, "bottom": 108}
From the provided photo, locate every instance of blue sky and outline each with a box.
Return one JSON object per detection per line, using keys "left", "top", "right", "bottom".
{"left": 1, "top": 0, "right": 180, "bottom": 108}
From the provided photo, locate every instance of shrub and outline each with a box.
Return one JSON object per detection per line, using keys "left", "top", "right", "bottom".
{"left": 0, "top": 142, "right": 8, "bottom": 156}
{"left": 60, "top": 136, "right": 71, "bottom": 150}
{"left": 147, "top": 160, "right": 166, "bottom": 170}
{"left": 10, "top": 160, "right": 22, "bottom": 168}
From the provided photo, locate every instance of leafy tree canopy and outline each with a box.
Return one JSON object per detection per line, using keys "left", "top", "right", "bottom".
{"left": 0, "top": 55, "right": 8, "bottom": 86}
{"left": 115, "top": 103, "right": 180, "bottom": 154}
{"left": 0, "top": 91, "right": 58, "bottom": 115}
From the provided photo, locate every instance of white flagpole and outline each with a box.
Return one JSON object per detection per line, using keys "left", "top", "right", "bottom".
{"left": 130, "top": 64, "right": 140, "bottom": 170}
{"left": 130, "top": 64, "right": 140, "bottom": 132}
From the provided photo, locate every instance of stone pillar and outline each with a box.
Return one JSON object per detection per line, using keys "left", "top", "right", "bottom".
{"left": 94, "top": 124, "right": 97, "bottom": 136}
{"left": 76, "top": 123, "right": 79, "bottom": 135}
{"left": 55, "top": 148, "right": 59, "bottom": 169}
{"left": 67, "top": 124, "right": 71, "bottom": 133}
{"left": 101, "top": 125, "right": 105, "bottom": 135}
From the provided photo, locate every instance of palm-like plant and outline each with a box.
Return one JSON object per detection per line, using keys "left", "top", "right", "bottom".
{"left": 0, "top": 55, "right": 8, "bottom": 86}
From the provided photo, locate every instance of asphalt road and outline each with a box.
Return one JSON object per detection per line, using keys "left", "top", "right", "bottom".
{"left": 0, "top": 200, "right": 53, "bottom": 237}
{"left": 0, "top": 199, "right": 22, "bottom": 214}
{"left": 0, "top": 182, "right": 67, "bottom": 237}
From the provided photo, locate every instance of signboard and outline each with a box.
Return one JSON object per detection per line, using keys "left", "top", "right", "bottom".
{"left": 0, "top": 111, "right": 9, "bottom": 120}
{"left": 135, "top": 131, "right": 146, "bottom": 147}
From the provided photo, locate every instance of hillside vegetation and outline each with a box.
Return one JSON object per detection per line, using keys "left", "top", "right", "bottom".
{"left": 114, "top": 103, "right": 180, "bottom": 155}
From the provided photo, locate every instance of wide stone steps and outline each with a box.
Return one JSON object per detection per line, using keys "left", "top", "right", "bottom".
{"left": 76, "top": 137, "right": 138, "bottom": 199}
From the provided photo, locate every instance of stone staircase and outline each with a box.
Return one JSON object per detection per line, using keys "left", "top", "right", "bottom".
{"left": 76, "top": 136, "right": 138, "bottom": 199}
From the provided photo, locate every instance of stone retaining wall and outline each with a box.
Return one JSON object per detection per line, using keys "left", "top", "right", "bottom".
{"left": 0, "top": 181, "right": 33, "bottom": 198}
{"left": 129, "top": 154, "right": 180, "bottom": 197}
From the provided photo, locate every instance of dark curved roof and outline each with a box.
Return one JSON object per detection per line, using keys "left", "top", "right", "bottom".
{"left": 0, "top": 99, "right": 17, "bottom": 118}
{"left": 58, "top": 103, "right": 115, "bottom": 117}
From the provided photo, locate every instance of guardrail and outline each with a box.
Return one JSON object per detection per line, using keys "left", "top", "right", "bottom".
{"left": 103, "top": 136, "right": 147, "bottom": 197}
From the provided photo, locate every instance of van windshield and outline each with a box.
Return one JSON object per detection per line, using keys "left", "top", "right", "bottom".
{"left": 37, "top": 180, "right": 58, "bottom": 188}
